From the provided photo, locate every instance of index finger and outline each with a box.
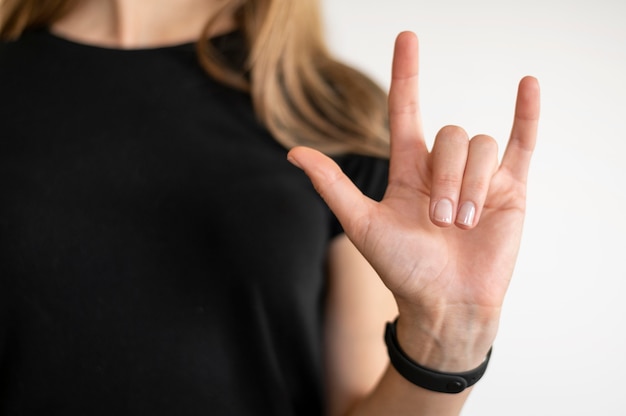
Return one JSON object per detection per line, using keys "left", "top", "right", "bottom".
{"left": 388, "top": 32, "right": 428, "bottom": 182}
{"left": 500, "top": 76, "right": 541, "bottom": 182}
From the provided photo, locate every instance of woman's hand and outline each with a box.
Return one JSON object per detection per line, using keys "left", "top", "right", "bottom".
{"left": 287, "top": 31, "right": 540, "bottom": 371}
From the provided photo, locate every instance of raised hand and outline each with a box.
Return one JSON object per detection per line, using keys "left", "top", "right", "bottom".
{"left": 287, "top": 31, "right": 540, "bottom": 371}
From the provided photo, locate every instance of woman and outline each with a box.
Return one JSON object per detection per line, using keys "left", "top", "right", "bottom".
{"left": 0, "top": 0, "right": 540, "bottom": 415}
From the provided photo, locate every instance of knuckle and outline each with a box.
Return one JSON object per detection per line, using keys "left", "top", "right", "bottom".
{"left": 437, "top": 125, "right": 469, "bottom": 142}
{"left": 434, "top": 172, "right": 463, "bottom": 189}
{"left": 390, "top": 99, "right": 419, "bottom": 115}
{"left": 463, "top": 178, "right": 490, "bottom": 195}
{"left": 471, "top": 134, "right": 499, "bottom": 152}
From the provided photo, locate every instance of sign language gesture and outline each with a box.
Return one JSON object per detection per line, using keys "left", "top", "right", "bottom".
{"left": 288, "top": 31, "right": 540, "bottom": 371}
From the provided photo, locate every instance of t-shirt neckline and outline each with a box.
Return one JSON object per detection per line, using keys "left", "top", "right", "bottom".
{"left": 39, "top": 27, "right": 238, "bottom": 54}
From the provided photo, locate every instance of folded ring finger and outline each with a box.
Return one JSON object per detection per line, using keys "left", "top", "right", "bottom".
{"left": 455, "top": 134, "right": 499, "bottom": 229}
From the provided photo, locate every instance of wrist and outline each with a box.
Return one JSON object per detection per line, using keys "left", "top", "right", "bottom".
{"left": 385, "top": 319, "right": 493, "bottom": 394}
{"left": 394, "top": 302, "right": 500, "bottom": 372}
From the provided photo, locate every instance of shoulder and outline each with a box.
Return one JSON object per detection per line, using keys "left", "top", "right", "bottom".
{"left": 0, "top": 31, "right": 46, "bottom": 72}
{"left": 326, "top": 153, "right": 389, "bottom": 238}
{"left": 333, "top": 153, "right": 389, "bottom": 202}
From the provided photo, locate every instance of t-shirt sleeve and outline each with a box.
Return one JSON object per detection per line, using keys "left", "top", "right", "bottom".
{"left": 328, "top": 154, "right": 389, "bottom": 238}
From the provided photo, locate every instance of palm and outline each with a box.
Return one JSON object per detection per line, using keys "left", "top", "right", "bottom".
{"left": 289, "top": 32, "right": 539, "bottom": 326}
{"left": 356, "top": 171, "right": 526, "bottom": 312}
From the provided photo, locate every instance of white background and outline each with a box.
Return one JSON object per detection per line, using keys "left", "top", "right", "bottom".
{"left": 322, "top": 1, "right": 626, "bottom": 414}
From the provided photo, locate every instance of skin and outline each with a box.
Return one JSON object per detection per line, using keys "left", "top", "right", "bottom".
{"left": 51, "top": 0, "right": 235, "bottom": 48}
{"left": 52, "top": 2, "right": 540, "bottom": 415}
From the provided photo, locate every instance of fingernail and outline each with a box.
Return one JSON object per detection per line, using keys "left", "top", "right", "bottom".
{"left": 433, "top": 199, "right": 453, "bottom": 224}
{"left": 457, "top": 201, "right": 476, "bottom": 226}
{"left": 286, "top": 154, "right": 302, "bottom": 170}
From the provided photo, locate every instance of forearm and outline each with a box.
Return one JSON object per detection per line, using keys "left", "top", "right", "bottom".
{"left": 347, "top": 365, "right": 471, "bottom": 416}
{"left": 346, "top": 306, "right": 499, "bottom": 416}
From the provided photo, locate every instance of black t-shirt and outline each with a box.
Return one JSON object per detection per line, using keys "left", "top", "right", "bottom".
{"left": 0, "top": 30, "right": 388, "bottom": 415}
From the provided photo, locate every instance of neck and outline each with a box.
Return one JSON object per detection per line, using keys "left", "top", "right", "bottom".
{"left": 51, "top": 0, "right": 234, "bottom": 49}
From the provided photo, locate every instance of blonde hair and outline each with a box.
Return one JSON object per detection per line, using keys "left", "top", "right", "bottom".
{"left": 1, "top": 0, "right": 389, "bottom": 157}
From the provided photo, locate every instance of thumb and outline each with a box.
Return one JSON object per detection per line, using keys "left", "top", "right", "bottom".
{"left": 287, "top": 146, "right": 371, "bottom": 235}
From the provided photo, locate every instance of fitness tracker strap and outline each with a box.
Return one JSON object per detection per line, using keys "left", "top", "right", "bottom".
{"left": 384, "top": 320, "right": 492, "bottom": 394}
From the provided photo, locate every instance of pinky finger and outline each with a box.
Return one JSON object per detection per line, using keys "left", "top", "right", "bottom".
{"left": 500, "top": 76, "right": 540, "bottom": 183}
{"left": 456, "top": 135, "right": 499, "bottom": 229}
